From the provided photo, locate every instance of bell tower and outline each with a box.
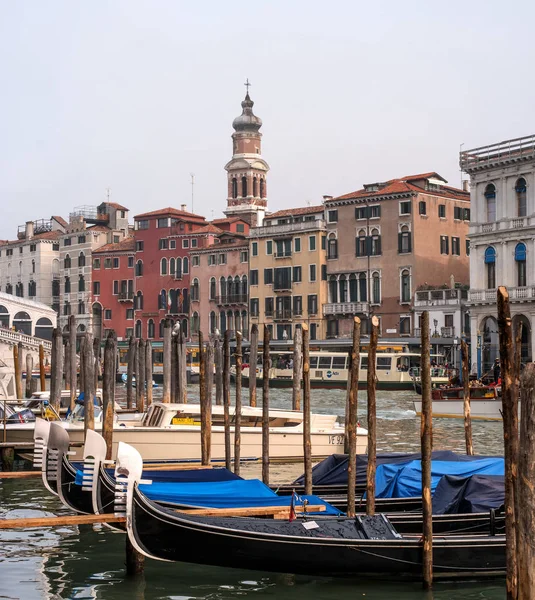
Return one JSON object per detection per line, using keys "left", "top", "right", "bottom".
{"left": 224, "top": 81, "right": 269, "bottom": 227}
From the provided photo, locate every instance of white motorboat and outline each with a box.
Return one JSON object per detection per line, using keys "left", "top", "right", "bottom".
{"left": 413, "top": 398, "right": 503, "bottom": 421}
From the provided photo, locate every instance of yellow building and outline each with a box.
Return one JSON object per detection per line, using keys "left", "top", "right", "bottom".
{"left": 248, "top": 206, "right": 327, "bottom": 341}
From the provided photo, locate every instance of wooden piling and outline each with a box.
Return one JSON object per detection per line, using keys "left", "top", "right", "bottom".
{"left": 223, "top": 330, "right": 232, "bottom": 471}
{"left": 162, "top": 320, "right": 172, "bottom": 403}
{"left": 126, "top": 336, "right": 136, "bottom": 409}
{"left": 249, "top": 324, "right": 258, "bottom": 407}
{"left": 346, "top": 317, "right": 361, "bottom": 518}
{"left": 13, "top": 344, "right": 22, "bottom": 399}
{"left": 366, "top": 315, "right": 379, "bottom": 516}
{"left": 50, "top": 328, "right": 63, "bottom": 411}
{"left": 420, "top": 311, "right": 433, "bottom": 590}
{"left": 17, "top": 341, "right": 23, "bottom": 386}
{"left": 69, "top": 314, "right": 77, "bottom": 410}
{"left": 344, "top": 351, "right": 352, "bottom": 454}
{"left": 126, "top": 537, "right": 145, "bottom": 577}
{"left": 234, "top": 331, "right": 242, "bottom": 476}
{"left": 518, "top": 362, "right": 535, "bottom": 598}
{"left": 64, "top": 339, "right": 71, "bottom": 392}
{"left": 302, "top": 323, "right": 312, "bottom": 495}
{"left": 205, "top": 337, "right": 214, "bottom": 406}
{"left": 461, "top": 339, "right": 473, "bottom": 455}
{"left": 145, "top": 341, "right": 153, "bottom": 406}
{"left": 178, "top": 332, "right": 187, "bottom": 403}
{"left": 214, "top": 337, "right": 223, "bottom": 406}
{"left": 199, "top": 331, "right": 210, "bottom": 466}
{"left": 25, "top": 353, "right": 33, "bottom": 399}
{"left": 292, "top": 327, "right": 303, "bottom": 411}
{"left": 82, "top": 332, "right": 95, "bottom": 434}
{"left": 93, "top": 336, "right": 100, "bottom": 394}
{"left": 262, "top": 325, "right": 270, "bottom": 485}
{"left": 38, "top": 344, "right": 46, "bottom": 392}
{"left": 497, "top": 286, "right": 519, "bottom": 600}
{"left": 102, "top": 331, "right": 116, "bottom": 461}
{"left": 171, "top": 334, "right": 178, "bottom": 404}
{"left": 136, "top": 339, "right": 146, "bottom": 413}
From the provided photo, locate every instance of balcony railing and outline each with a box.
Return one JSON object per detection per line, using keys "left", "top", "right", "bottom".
{"left": 118, "top": 291, "right": 134, "bottom": 301}
{"left": 414, "top": 289, "right": 467, "bottom": 306}
{"left": 274, "top": 252, "right": 292, "bottom": 259}
{"left": 323, "top": 302, "right": 369, "bottom": 316}
{"left": 273, "top": 282, "right": 292, "bottom": 292}
{"left": 471, "top": 216, "right": 535, "bottom": 235}
{"left": 414, "top": 326, "right": 456, "bottom": 338}
{"left": 252, "top": 219, "right": 326, "bottom": 237}
{"left": 215, "top": 294, "right": 248, "bottom": 306}
{"left": 469, "top": 286, "right": 535, "bottom": 304}
{"left": 460, "top": 134, "right": 535, "bottom": 172}
{"left": 274, "top": 309, "right": 293, "bottom": 321}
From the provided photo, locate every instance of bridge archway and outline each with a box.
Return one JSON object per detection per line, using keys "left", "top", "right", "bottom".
{"left": 35, "top": 317, "right": 53, "bottom": 341}
{"left": 0, "top": 305, "right": 9, "bottom": 329}
{"left": 13, "top": 311, "right": 31, "bottom": 336}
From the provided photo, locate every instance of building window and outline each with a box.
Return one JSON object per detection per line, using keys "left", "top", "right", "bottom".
{"left": 466, "top": 240, "right": 470, "bottom": 256}
{"left": 64, "top": 302, "right": 71, "bottom": 316}
{"left": 183, "top": 239, "right": 189, "bottom": 249}
{"left": 137, "top": 220, "right": 149, "bottom": 230}
{"left": 252, "top": 177, "right": 258, "bottom": 197}
{"left": 240, "top": 251, "right": 248, "bottom": 263}
{"left": 294, "top": 237, "right": 301, "bottom": 253}
{"left": 128, "top": 256, "right": 134, "bottom": 268}
{"left": 147, "top": 319, "right": 155, "bottom": 338}
{"left": 136, "top": 240, "right": 144, "bottom": 251}
{"left": 29, "top": 244, "right": 36, "bottom": 252}
{"left": 135, "top": 320, "right": 142, "bottom": 338}
{"left": 183, "top": 257, "right": 189, "bottom": 274}
{"left": 112, "top": 257, "right": 119, "bottom": 268}
{"left": 309, "top": 264, "right": 316, "bottom": 282}
{"left": 192, "top": 255, "right": 200, "bottom": 267}
{"left": 327, "top": 234, "right": 338, "bottom": 259}
{"left": 191, "top": 278, "right": 199, "bottom": 301}
{"left": 250, "top": 270, "right": 259, "bottom": 286}
{"left": 438, "top": 204, "right": 446, "bottom": 218}
{"left": 93, "top": 281, "right": 100, "bottom": 295}
{"left": 400, "top": 316, "right": 411, "bottom": 336}
{"left": 307, "top": 294, "right": 318, "bottom": 315}
{"left": 398, "top": 225, "right": 411, "bottom": 254}
{"left": 328, "top": 276, "right": 338, "bottom": 303}
{"left": 265, "top": 240, "right": 273, "bottom": 255}
{"left": 418, "top": 201, "right": 427, "bottom": 215}
{"left": 250, "top": 298, "right": 259, "bottom": 317}
{"left": 309, "top": 236, "right": 316, "bottom": 251}
{"left": 126, "top": 308, "right": 133, "bottom": 320}
{"left": 515, "top": 243, "right": 527, "bottom": 287}
{"left": 252, "top": 242, "right": 258, "bottom": 257}
{"left": 64, "top": 238, "right": 71, "bottom": 246}
{"left": 104, "top": 309, "right": 112, "bottom": 320}
{"left": 113, "top": 280, "right": 119, "bottom": 295}
{"left": 370, "top": 228, "right": 381, "bottom": 256}
{"left": 210, "top": 277, "right": 216, "bottom": 300}
{"left": 370, "top": 205, "right": 381, "bottom": 219}
{"left": 104, "top": 258, "right": 112, "bottom": 269}
{"left": 157, "top": 218, "right": 169, "bottom": 228}
{"left": 328, "top": 209, "right": 338, "bottom": 223}
{"left": 78, "top": 235, "right": 86, "bottom": 244}
{"left": 93, "top": 258, "right": 101, "bottom": 269}
{"left": 356, "top": 230, "right": 367, "bottom": 257}
{"left": 76, "top": 252, "right": 85, "bottom": 267}
{"left": 372, "top": 272, "right": 381, "bottom": 304}
{"left": 260, "top": 178, "right": 265, "bottom": 198}
{"left": 208, "top": 254, "right": 216, "bottom": 266}
{"left": 452, "top": 237, "right": 461, "bottom": 256}
{"left": 136, "top": 260, "right": 143, "bottom": 276}
{"left": 232, "top": 178, "right": 238, "bottom": 199}
{"left": 28, "top": 280, "right": 36, "bottom": 297}
{"left": 401, "top": 269, "right": 411, "bottom": 303}
{"left": 241, "top": 176, "right": 248, "bottom": 197}
{"left": 209, "top": 311, "right": 217, "bottom": 334}
{"left": 64, "top": 254, "right": 71, "bottom": 269}
{"left": 64, "top": 276, "right": 71, "bottom": 293}
{"left": 293, "top": 266, "right": 302, "bottom": 283}
{"left": 53, "top": 243, "right": 59, "bottom": 251}
{"left": 78, "top": 275, "right": 85, "bottom": 292}
{"left": 191, "top": 238, "right": 198, "bottom": 248}
{"left": 355, "top": 206, "right": 367, "bottom": 220}
{"left": 484, "top": 246, "right": 496, "bottom": 289}
{"left": 191, "top": 312, "right": 200, "bottom": 334}
{"left": 399, "top": 201, "right": 411, "bottom": 215}
{"left": 440, "top": 236, "right": 449, "bottom": 255}
{"left": 159, "top": 239, "right": 168, "bottom": 250}
{"left": 264, "top": 297, "right": 274, "bottom": 317}
{"left": 516, "top": 178, "right": 527, "bottom": 218}
{"left": 293, "top": 295, "right": 302, "bottom": 316}
{"left": 218, "top": 254, "right": 227, "bottom": 265}
{"left": 264, "top": 269, "right": 273, "bottom": 285}
{"left": 484, "top": 183, "right": 497, "bottom": 222}
{"left": 161, "top": 258, "right": 168, "bottom": 275}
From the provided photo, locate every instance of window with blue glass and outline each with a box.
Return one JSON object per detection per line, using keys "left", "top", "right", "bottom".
{"left": 485, "top": 246, "right": 496, "bottom": 289}
{"left": 515, "top": 243, "right": 527, "bottom": 287}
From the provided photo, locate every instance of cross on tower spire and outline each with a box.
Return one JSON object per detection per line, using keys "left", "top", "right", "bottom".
{"left": 244, "top": 78, "right": 251, "bottom": 95}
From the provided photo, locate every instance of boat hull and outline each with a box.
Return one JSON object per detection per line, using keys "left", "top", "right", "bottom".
{"left": 413, "top": 399, "right": 503, "bottom": 421}
{"left": 235, "top": 374, "right": 416, "bottom": 391}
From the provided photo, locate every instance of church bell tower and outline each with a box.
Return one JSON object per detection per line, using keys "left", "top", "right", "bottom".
{"left": 224, "top": 81, "right": 269, "bottom": 227}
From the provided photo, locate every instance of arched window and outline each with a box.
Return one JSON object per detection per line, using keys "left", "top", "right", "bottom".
{"left": 148, "top": 319, "right": 155, "bottom": 339}
{"left": 78, "top": 275, "right": 85, "bottom": 292}
{"left": 372, "top": 272, "right": 381, "bottom": 304}
{"left": 210, "top": 277, "right": 216, "bottom": 300}
{"left": 253, "top": 177, "right": 258, "bottom": 197}
{"left": 159, "top": 319, "right": 165, "bottom": 338}
{"left": 241, "top": 275, "right": 248, "bottom": 298}
{"left": 400, "top": 269, "right": 411, "bottom": 303}
{"left": 349, "top": 274, "right": 358, "bottom": 302}
{"left": 234, "top": 310, "right": 241, "bottom": 333}
{"left": 159, "top": 289, "right": 167, "bottom": 310}
{"left": 181, "top": 318, "right": 188, "bottom": 337}
{"left": 176, "top": 257, "right": 182, "bottom": 279}
{"left": 234, "top": 276, "right": 240, "bottom": 301}
{"left": 220, "top": 311, "right": 227, "bottom": 332}
{"left": 182, "top": 288, "right": 189, "bottom": 313}
{"left": 78, "top": 300, "right": 85, "bottom": 315}
{"left": 485, "top": 246, "right": 496, "bottom": 289}
{"left": 220, "top": 277, "right": 227, "bottom": 299}
{"left": 328, "top": 233, "right": 338, "bottom": 260}
{"left": 183, "top": 257, "right": 189, "bottom": 274}
{"left": 135, "top": 320, "right": 142, "bottom": 339}
{"left": 35, "top": 317, "right": 53, "bottom": 341}
{"left": 339, "top": 275, "right": 347, "bottom": 303}
{"left": 64, "top": 302, "right": 71, "bottom": 316}
{"left": 232, "top": 177, "right": 238, "bottom": 199}
{"left": 260, "top": 178, "right": 265, "bottom": 198}
{"left": 31, "top": 259, "right": 35, "bottom": 274}
{"left": 192, "top": 311, "right": 200, "bottom": 333}
{"left": 227, "top": 310, "right": 233, "bottom": 332}
{"left": 191, "top": 278, "right": 199, "bottom": 301}
{"left": 484, "top": 184, "right": 496, "bottom": 222}
{"left": 515, "top": 243, "right": 527, "bottom": 287}
{"left": 516, "top": 178, "right": 527, "bottom": 218}
{"left": 78, "top": 252, "right": 85, "bottom": 267}
{"left": 64, "top": 276, "right": 71, "bottom": 293}
{"left": 168, "top": 289, "right": 176, "bottom": 313}
{"left": 371, "top": 228, "right": 381, "bottom": 256}
{"left": 329, "top": 275, "right": 338, "bottom": 303}
{"left": 135, "top": 291, "right": 144, "bottom": 310}
{"left": 357, "top": 229, "right": 367, "bottom": 256}
{"left": 399, "top": 225, "right": 412, "bottom": 254}
{"left": 241, "top": 176, "right": 247, "bottom": 198}
{"left": 241, "top": 310, "right": 248, "bottom": 335}
{"left": 15, "top": 282, "right": 23, "bottom": 298}
{"left": 64, "top": 254, "right": 71, "bottom": 269}
{"left": 136, "top": 260, "right": 143, "bottom": 276}
{"left": 0, "top": 305, "right": 9, "bottom": 328}
{"left": 210, "top": 311, "right": 217, "bottom": 334}
{"left": 227, "top": 276, "right": 234, "bottom": 298}
{"left": 359, "top": 272, "right": 367, "bottom": 302}
{"left": 161, "top": 257, "right": 168, "bottom": 276}
{"left": 169, "top": 257, "right": 175, "bottom": 276}
{"left": 28, "top": 280, "right": 36, "bottom": 297}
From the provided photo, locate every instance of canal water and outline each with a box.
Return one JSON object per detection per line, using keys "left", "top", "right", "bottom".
{"left": 0, "top": 386, "right": 506, "bottom": 599}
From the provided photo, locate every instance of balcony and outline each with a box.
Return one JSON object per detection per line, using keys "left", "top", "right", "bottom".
{"left": 323, "top": 302, "right": 369, "bottom": 316}
{"left": 274, "top": 309, "right": 294, "bottom": 321}
{"left": 118, "top": 291, "right": 134, "bottom": 302}
{"left": 273, "top": 282, "right": 292, "bottom": 292}
{"left": 470, "top": 286, "right": 535, "bottom": 305}
{"left": 274, "top": 252, "right": 292, "bottom": 259}
{"left": 414, "top": 289, "right": 467, "bottom": 307}
{"left": 471, "top": 216, "right": 535, "bottom": 235}
{"left": 215, "top": 294, "right": 248, "bottom": 306}
{"left": 414, "top": 326, "right": 456, "bottom": 338}
{"left": 252, "top": 219, "right": 326, "bottom": 237}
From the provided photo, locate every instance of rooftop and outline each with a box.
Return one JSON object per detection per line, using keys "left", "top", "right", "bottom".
{"left": 460, "top": 134, "right": 535, "bottom": 173}
{"left": 267, "top": 205, "right": 324, "bottom": 219}
{"left": 93, "top": 237, "right": 135, "bottom": 254}
{"left": 134, "top": 206, "right": 206, "bottom": 221}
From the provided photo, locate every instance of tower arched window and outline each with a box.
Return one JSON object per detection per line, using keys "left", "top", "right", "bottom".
{"left": 328, "top": 233, "right": 338, "bottom": 259}
{"left": 485, "top": 246, "right": 496, "bottom": 289}
{"left": 161, "top": 257, "right": 168, "bottom": 276}
{"left": 64, "top": 254, "right": 71, "bottom": 269}
{"left": 515, "top": 243, "right": 527, "bottom": 287}
{"left": 260, "top": 178, "right": 265, "bottom": 198}
{"left": 241, "top": 176, "right": 247, "bottom": 198}
{"left": 210, "top": 277, "right": 216, "bottom": 300}
{"left": 484, "top": 184, "right": 497, "bottom": 222}
{"left": 148, "top": 319, "right": 155, "bottom": 339}
{"left": 400, "top": 270, "right": 411, "bottom": 303}
{"left": 232, "top": 178, "right": 238, "bottom": 199}
{"left": 78, "top": 252, "right": 85, "bottom": 267}
{"left": 516, "top": 178, "right": 527, "bottom": 218}
{"left": 253, "top": 177, "right": 258, "bottom": 197}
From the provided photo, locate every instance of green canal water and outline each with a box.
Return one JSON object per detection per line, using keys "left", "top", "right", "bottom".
{"left": 0, "top": 386, "right": 506, "bottom": 599}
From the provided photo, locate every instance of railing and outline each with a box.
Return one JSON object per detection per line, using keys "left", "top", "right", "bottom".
{"left": 251, "top": 219, "right": 326, "bottom": 237}
{"left": 215, "top": 294, "right": 248, "bottom": 306}
{"left": 274, "top": 309, "right": 293, "bottom": 320}
{"left": 414, "top": 289, "right": 467, "bottom": 305}
{"left": 0, "top": 328, "right": 52, "bottom": 351}
{"left": 323, "top": 302, "right": 369, "bottom": 315}
{"left": 273, "top": 282, "right": 292, "bottom": 292}
{"left": 460, "top": 134, "right": 535, "bottom": 171}
{"left": 441, "top": 326, "right": 455, "bottom": 337}
{"left": 118, "top": 291, "right": 134, "bottom": 301}
{"left": 274, "top": 252, "right": 292, "bottom": 259}
{"left": 471, "top": 217, "right": 533, "bottom": 235}
{"left": 469, "top": 287, "right": 535, "bottom": 303}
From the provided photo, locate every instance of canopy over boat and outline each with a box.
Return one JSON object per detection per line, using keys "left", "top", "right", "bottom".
{"left": 433, "top": 474, "right": 505, "bottom": 515}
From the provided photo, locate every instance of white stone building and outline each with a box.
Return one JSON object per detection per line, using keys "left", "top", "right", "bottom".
{"left": 0, "top": 217, "right": 67, "bottom": 313}
{"left": 461, "top": 135, "right": 535, "bottom": 375}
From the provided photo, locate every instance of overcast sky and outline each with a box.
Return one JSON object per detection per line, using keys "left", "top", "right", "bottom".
{"left": 1, "top": 1, "right": 534, "bottom": 239}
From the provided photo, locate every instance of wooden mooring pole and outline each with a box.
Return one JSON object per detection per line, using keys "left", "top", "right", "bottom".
{"left": 136, "top": 339, "right": 146, "bottom": 413}
{"left": 126, "top": 336, "right": 135, "bottom": 409}
{"left": 205, "top": 337, "right": 214, "bottom": 406}
{"left": 162, "top": 320, "right": 171, "bottom": 403}
{"left": 420, "top": 311, "right": 433, "bottom": 589}
{"left": 223, "top": 330, "right": 232, "bottom": 471}
{"left": 366, "top": 315, "right": 379, "bottom": 516}
{"left": 346, "top": 317, "right": 361, "bottom": 518}
{"left": 38, "top": 344, "right": 46, "bottom": 392}
{"left": 497, "top": 286, "right": 519, "bottom": 600}
{"left": 171, "top": 333, "right": 178, "bottom": 404}
{"left": 262, "top": 324, "right": 270, "bottom": 485}
{"left": 214, "top": 337, "right": 222, "bottom": 406}
{"left": 145, "top": 340, "right": 153, "bottom": 407}
{"left": 13, "top": 343, "right": 22, "bottom": 400}
{"left": 64, "top": 339, "right": 71, "bottom": 392}
{"left": 69, "top": 314, "right": 77, "bottom": 411}
{"left": 50, "top": 327, "right": 63, "bottom": 411}
{"left": 249, "top": 324, "right": 258, "bottom": 407}
{"left": 82, "top": 332, "right": 95, "bottom": 435}
{"left": 461, "top": 339, "right": 473, "bottom": 455}
{"left": 178, "top": 332, "right": 187, "bottom": 403}
{"left": 25, "top": 353, "right": 33, "bottom": 399}
{"left": 199, "top": 331, "right": 210, "bottom": 466}
{"left": 102, "top": 331, "right": 116, "bottom": 461}
{"left": 292, "top": 326, "right": 302, "bottom": 411}
{"left": 302, "top": 323, "right": 312, "bottom": 496}
{"left": 234, "top": 331, "right": 242, "bottom": 476}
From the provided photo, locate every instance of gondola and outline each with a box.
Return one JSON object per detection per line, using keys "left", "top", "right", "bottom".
{"left": 117, "top": 442, "right": 506, "bottom": 579}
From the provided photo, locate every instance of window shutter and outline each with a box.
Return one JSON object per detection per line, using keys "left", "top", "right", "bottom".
{"left": 445, "top": 237, "right": 449, "bottom": 254}
{"left": 376, "top": 236, "right": 382, "bottom": 255}
{"left": 398, "top": 233, "right": 403, "bottom": 253}
{"left": 366, "top": 236, "right": 372, "bottom": 256}
{"left": 355, "top": 237, "right": 360, "bottom": 257}
{"left": 321, "top": 264, "right": 327, "bottom": 280}
{"left": 377, "top": 206, "right": 381, "bottom": 218}
{"left": 408, "top": 233, "right": 412, "bottom": 253}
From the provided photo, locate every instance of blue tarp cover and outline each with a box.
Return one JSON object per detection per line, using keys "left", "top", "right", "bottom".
{"left": 375, "top": 457, "right": 505, "bottom": 499}
{"left": 432, "top": 475, "right": 505, "bottom": 514}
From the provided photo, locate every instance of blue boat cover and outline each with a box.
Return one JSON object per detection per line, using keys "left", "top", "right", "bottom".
{"left": 375, "top": 457, "right": 505, "bottom": 499}
{"left": 292, "top": 451, "right": 497, "bottom": 487}
{"left": 74, "top": 466, "right": 240, "bottom": 487}
{"left": 432, "top": 475, "right": 505, "bottom": 514}
{"left": 137, "top": 478, "right": 341, "bottom": 515}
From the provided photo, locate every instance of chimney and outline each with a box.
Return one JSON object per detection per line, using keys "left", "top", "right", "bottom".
{"left": 25, "top": 221, "right": 34, "bottom": 240}
{"left": 322, "top": 195, "right": 333, "bottom": 203}
{"left": 462, "top": 180, "right": 470, "bottom": 192}
{"left": 181, "top": 204, "right": 187, "bottom": 212}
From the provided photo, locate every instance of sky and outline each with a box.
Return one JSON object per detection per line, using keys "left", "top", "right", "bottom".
{"left": 1, "top": 0, "right": 534, "bottom": 239}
